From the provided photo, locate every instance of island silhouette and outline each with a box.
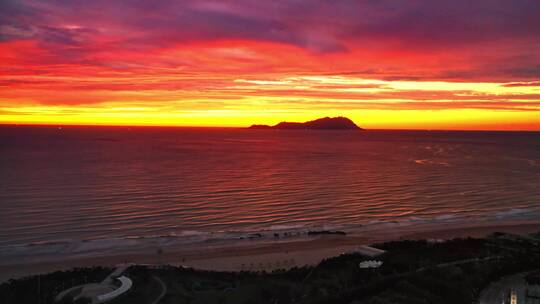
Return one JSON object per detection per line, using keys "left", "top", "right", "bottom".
{"left": 249, "top": 116, "right": 362, "bottom": 130}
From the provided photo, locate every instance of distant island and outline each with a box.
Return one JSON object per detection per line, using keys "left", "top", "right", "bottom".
{"left": 249, "top": 116, "right": 363, "bottom": 130}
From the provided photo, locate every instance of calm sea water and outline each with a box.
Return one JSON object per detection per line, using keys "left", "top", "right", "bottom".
{"left": 1, "top": 126, "right": 539, "bottom": 263}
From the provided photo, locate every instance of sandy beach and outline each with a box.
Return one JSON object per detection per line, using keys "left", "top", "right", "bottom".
{"left": 1, "top": 222, "right": 539, "bottom": 283}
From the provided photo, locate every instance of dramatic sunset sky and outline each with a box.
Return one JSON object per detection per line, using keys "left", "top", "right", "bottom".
{"left": 1, "top": 1, "right": 540, "bottom": 130}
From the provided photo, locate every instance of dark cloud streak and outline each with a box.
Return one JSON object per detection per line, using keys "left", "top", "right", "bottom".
{"left": 1, "top": 0, "right": 540, "bottom": 81}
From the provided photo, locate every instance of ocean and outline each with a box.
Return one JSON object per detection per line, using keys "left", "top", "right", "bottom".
{"left": 1, "top": 126, "right": 539, "bottom": 264}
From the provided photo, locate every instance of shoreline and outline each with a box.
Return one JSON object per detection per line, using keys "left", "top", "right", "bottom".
{"left": 1, "top": 222, "right": 539, "bottom": 283}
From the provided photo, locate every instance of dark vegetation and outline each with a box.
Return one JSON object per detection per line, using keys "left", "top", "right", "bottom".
{"left": 526, "top": 271, "right": 540, "bottom": 285}
{"left": 1, "top": 233, "right": 539, "bottom": 304}
{"left": 0, "top": 267, "right": 111, "bottom": 304}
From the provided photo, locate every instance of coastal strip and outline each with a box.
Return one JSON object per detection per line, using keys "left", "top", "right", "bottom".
{"left": 1, "top": 223, "right": 540, "bottom": 283}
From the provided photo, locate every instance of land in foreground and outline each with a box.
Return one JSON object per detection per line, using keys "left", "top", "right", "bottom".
{"left": 2, "top": 230, "right": 540, "bottom": 304}
{"left": 3, "top": 222, "right": 540, "bottom": 283}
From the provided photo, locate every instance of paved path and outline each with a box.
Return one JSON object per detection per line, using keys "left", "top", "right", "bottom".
{"left": 416, "top": 256, "right": 498, "bottom": 273}
{"left": 151, "top": 276, "right": 167, "bottom": 304}
{"left": 97, "top": 276, "right": 133, "bottom": 303}
{"left": 103, "top": 265, "right": 129, "bottom": 284}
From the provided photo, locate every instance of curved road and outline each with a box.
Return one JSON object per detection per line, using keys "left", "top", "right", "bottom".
{"left": 151, "top": 276, "right": 167, "bottom": 304}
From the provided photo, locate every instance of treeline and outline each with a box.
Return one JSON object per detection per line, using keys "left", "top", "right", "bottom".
{"left": 1, "top": 236, "right": 539, "bottom": 304}
{"left": 0, "top": 267, "right": 111, "bottom": 304}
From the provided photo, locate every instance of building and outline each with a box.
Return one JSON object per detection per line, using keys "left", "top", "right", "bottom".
{"left": 359, "top": 260, "right": 383, "bottom": 269}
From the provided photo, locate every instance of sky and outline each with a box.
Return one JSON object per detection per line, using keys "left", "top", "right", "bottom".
{"left": 1, "top": 0, "right": 540, "bottom": 130}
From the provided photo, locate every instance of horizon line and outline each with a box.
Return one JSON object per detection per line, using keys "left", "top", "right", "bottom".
{"left": 1, "top": 123, "right": 539, "bottom": 133}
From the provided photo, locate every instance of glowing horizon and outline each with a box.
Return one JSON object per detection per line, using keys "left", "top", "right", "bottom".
{"left": 1, "top": 1, "right": 540, "bottom": 130}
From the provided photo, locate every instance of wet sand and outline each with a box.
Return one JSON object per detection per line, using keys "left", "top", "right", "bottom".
{"left": 1, "top": 222, "right": 539, "bottom": 283}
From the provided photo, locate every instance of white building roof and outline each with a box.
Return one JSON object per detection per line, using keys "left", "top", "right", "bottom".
{"left": 359, "top": 260, "right": 383, "bottom": 269}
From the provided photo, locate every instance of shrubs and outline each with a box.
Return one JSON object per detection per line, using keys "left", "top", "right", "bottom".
{"left": 525, "top": 271, "right": 540, "bottom": 285}
{"left": 0, "top": 267, "right": 111, "bottom": 304}
{"left": 2, "top": 237, "right": 539, "bottom": 304}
